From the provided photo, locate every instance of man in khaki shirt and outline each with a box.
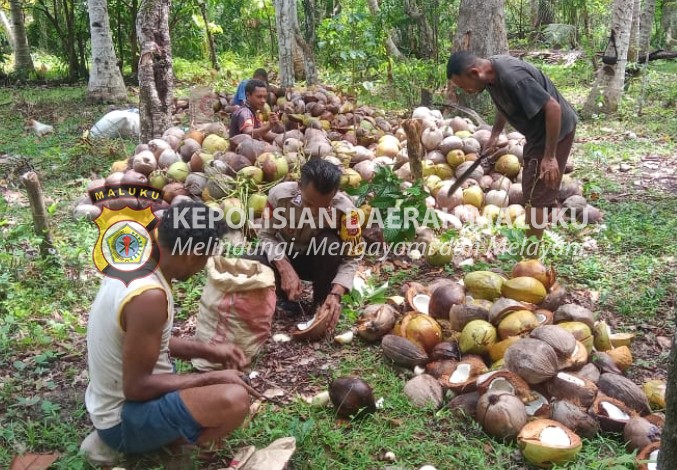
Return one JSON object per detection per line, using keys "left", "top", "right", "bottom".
{"left": 250, "top": 159, "right": 363, "bottom": 331}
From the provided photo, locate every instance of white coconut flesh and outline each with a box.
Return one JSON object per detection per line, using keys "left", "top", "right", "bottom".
{"left": 557, "top": 372, "right": 584, "bottom": 387}
{"left": 600, "top": 401, "right": 630, "bottom": 421}
{"left": 297, "top": 316, "right": 317, "bottom": 331}
{"left": 539, "top": 426, "right": 571, "bottom": 447}
{"left": 525, "top": 392, "right": 548, "bottom": 416}
{"left": 488, "top": 378, "right": 515, "bottom": 394}
{"left": 413, "top": 294, "right": 431, "bottom": 315}
{"left": 450, "top": 364, "right": 472, "bottom": 383}
{"left": 648, "top": 450, "right": 659, "bottom": 470}
{"left": 536, "top": 312, "right": 548, "bottom": 324}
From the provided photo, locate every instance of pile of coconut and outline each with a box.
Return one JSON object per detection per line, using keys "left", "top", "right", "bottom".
{"left": 73, "top": 95, "right": 601, "bottom": 250}
{"left": 341, "top": 260, "right": 664, "bottom": 469}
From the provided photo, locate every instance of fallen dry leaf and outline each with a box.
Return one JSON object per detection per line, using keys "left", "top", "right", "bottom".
{"left": 657, "top": 336, "right": 673, "bottom": 350}
{"left": 10, "top": 453, "right": 60, "bottom": 470}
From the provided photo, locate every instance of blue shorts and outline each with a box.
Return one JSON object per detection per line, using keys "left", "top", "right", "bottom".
{"left": 97, "top": 391, "right": 203, "bottom": 455}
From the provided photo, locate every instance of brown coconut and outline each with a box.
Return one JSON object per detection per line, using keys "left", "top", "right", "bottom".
{"left": 504, "top": 338, "right": 559, "bottom": 385}
{"left": 476, "top": 391, "right": 528, "bottom": 440}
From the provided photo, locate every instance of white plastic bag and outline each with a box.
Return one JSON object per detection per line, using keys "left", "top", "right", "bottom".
{"left": 90, "top": 109, "right": 140, "bottom": 139}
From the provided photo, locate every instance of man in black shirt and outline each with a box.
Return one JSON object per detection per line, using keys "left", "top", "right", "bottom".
{"left": 446, "top": 51, "right": 578, "bottom": 242}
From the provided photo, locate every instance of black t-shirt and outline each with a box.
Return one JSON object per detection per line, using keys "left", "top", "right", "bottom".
{"left": 486, "top": 55, "right": 577, "bottom": 149}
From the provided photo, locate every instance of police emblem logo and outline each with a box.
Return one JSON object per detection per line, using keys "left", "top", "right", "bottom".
{"left": 340, "top": 211, "right": 364, "bottom": 257}
{"left": 93, "top": 206, "right": 160, "bottom": 285}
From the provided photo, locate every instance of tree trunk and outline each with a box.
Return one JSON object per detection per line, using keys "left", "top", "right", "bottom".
{"left": 628, "top": 0, "right": 641, "bottom": 62}
{"left": 662, "top": 0, "right": 677, "bottom": 50}
{"left": 658, "top": 335, "right": 677, "bottom": 469}
{"left": 404, "top": 0, "right": 436, "bottom": 59}
{"left": 583, "top": 0, "right": 633, "bottom": 115}
{"left": 198, "top": 0, "right": 218, "bottom": 70}
{"left": 294, "top": 26, "right": 317, "bottom": 85}
{"left": 8, "top": 0, "right": 34, "bottom": 77}
{"left": 274, "top": 0, "right": 295, "bottom": 87}
{"left": 534, "top": 0, "right": 555, "bottom": 28}
{"left": 0, "top": 10, "right": 15, "bottom": 49}
{"left": 638, "top": 0, "right": 656, "bottom": 56}
{"left": 530, "top": 0, "right": 538, "bottom": 29}
{"left": 87, "top": 0, "right": 126, "bottom": 103}
{"left": 452, "top": 0, "right": 508, "bottom": 111}
{"left": 366, "top": 0, "right": 405, "bottom": 60}
{"left": 137, "top": 0, "right": 174, "bottom": 142}
{"left": 130, "top": 0, "right": 139, "bottom": 78}
{"left": 301, "top": 0, "right": 317, "bottom": 45}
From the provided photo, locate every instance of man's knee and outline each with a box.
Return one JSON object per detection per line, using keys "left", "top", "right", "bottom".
{"left": 215, "top": 384, "right": 249, "bottom": 424}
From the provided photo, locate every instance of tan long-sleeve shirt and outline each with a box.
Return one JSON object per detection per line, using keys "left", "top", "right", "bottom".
{"left": 255, "top": 182, "right": 362, "bottom": 290}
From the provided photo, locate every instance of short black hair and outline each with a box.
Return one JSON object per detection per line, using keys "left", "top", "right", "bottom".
{"left": 158, "top": 200, "right": 226, "bottom": 254}
{"left": 300, "top": 159, "right": 341, "bottom": 194}
{"left": 245, "top": 78, "right": 268, "bottom": 96}
{"left": 253, "top": 68, "right": 268, "bottom": 80}
{"left": 447, "top": 51, "right": 479, "bottom": 79}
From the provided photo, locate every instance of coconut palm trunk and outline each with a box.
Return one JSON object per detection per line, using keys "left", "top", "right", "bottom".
{"left": 658, "top": 335, "right": 677, "bottom": 468}
{"left": 137, "top": 0, "right": 174, "bottom": 142}
{"left": 583, "top": 0, "right": 634, "bottom": 115}
{"left": 87, "top": 0, "right": 127, "bottom": 103}
{"left": 8, "top": 0, "right": 34, "bottom": 77}
{"left": 274, "top": 0, "right": 295, "bottom": 87}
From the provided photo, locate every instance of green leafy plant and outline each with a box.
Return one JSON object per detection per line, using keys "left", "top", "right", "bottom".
{"left": 347, "top": 166, "right": 437, "bottom": 243}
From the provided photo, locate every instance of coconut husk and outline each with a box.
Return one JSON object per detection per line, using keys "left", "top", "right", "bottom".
{"left": 476, "top": 370, "right": 535, "bottom": 404}
{"left": 504, "top": 338, "right": 559, "bottom": 385}
{"left": 403, "top": 374, "right": 444, "bottom": 408}
{"left": 476, "top": 391, "right": 528, "bottom": 440}
{"left": 447, "top": 391, "right": 480, "bottom": 420}
{"left": 623, "top": 416, "right": 662, "bottom": 452}
{"left": 553, "top": 304, "right": 595, "bottom": 329}
{"left": 590, "top": 393, "right": 637, "bottom": 433}
{"left": 547, "top": 372, "right": 598, "bottom": 408}
{"left": 530, "top": 325, "right": 577, "bottom": 358}
{"left": 597, "top": 373, "right": 651, "bottom": 416}
{"left": 550, "top": 400, "right": 600, "bottom": 438}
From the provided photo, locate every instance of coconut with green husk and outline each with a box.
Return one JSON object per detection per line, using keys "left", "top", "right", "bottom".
{"left": 517, "top": 419, "right": 583, "bottom": 468}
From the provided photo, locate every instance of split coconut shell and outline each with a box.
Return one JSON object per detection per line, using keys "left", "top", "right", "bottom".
{"left": 517, "top": 419, "right": 582, "bottom": 468}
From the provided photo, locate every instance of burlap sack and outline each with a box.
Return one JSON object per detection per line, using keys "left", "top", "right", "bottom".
{"left": 192, "top": 257, "right": 276, "bottom": 371}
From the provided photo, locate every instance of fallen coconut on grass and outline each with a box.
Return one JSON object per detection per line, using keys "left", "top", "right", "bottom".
{"left": 517, "top": 419, "right": 582, "bottom": 468}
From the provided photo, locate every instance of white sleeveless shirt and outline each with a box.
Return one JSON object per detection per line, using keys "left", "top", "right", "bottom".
{"left": 85, "top": 270, "right": 174, "bottom": 430}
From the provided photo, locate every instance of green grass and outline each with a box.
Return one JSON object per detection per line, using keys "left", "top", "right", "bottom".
{"left": 1, "top": 58, "right": 676, "bottom": 469}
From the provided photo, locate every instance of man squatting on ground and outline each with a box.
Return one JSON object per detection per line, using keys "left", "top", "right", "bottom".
{"left": 82, "top": 201, "right": 260, "bottom": 464}
{"left": 246, "top": 158, "right": 364, "bottom": 332}
{"left": 229, "top": 78, "right": 282, "bottom": 139}
{"left": 446, "top": 51, "right": 578, "bottom": 241}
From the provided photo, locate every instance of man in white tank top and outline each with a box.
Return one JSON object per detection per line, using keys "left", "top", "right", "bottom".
{"left": 81, "top": 200, "right": 261, "bottom": 465}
